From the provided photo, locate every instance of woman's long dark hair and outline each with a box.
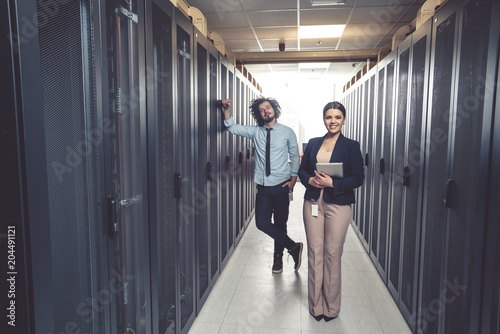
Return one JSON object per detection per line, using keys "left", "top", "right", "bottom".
{"left": 322, "top": 101, "right": 346, "bottom": 118}
{"left": 250, "top": 96, "right": 282, "bottom": 126}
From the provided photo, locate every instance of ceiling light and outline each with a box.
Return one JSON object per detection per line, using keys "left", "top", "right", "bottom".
{"left": 299, "top": 25, "right": 345, "bottom": 39}
{"left": 311, "top": 0, "right": 346, "bottom": 6}
{"left": 299, "top": 62, "right": 330, "bottom": 69}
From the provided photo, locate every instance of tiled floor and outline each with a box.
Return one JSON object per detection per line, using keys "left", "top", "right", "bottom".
{"left": 189, "top": 186, "right": 412, "bottom": 334}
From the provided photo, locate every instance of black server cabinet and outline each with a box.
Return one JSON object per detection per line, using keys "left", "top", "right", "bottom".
{"left": 418, "top": 0, "right": 499, "bottom": 332}
{"left": 220, "top": 59, "right": 229, "bottom": 266}
{"left": 361, "top": 72, "right": 376, "bottom": 250}
{"left": 357, "top": 80, "right": 368, "bottom": 242}
{"left": 235, "top": 74, "right": 245, "bottom": 241}
{"left": 401, "top": 18, "right": 432, "bottom": 329}
{"left": 7, "top": 0, "right": 110, "bottom": 332}
{"left": 194, "top": 28, "right": 210, "bottom": 311}
{"left": 351, "top": 84, "right": 361, "bottom": 230}
{"left": 105, "top": 0, "right": 154, "bottom": 328}
{"left": 174, "top": 9, "right": 196, "bottom": 331}
{"left": 105, "top": 0, "right": 153, "bottom": 329}
{"left": 377, "top": 54, "right": 395, "bottom": 279}
{"left": 208, "top": 45, "right": 220, "bottom": 283}
{"left": 388, "top": 36, "right": 411, "bottom": 301}
{"left": 442, "top": 0, "right": 497, "bottom": 332}
{"left": 369, "top": 64, "right": 384, "bottom": 265}
{"left": 147, "top": 2, "right": 176, "bottom": 333}
{"left": 419, "top": 4, "right": 459, "bottom": 334}
{"left": 8, "top": 0, "right": 155, "bottom": 332}
{"left": 3, "top": 1, "right": 31, "bottom": 333}
{"left": 234, "top": 75, "right": 241, "bottom": 242}
{"left": 481, "top": 25, "right": 500, "bottom": 333}
{"left": 227, "top": 65, "right": 236, "bottom": 252}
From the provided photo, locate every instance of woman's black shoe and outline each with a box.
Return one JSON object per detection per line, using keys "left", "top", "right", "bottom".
{"left": 324, "top": 315, "right": 337, "bottom": 322}
{"left": 310, "top": 313, "right": 323, "bottom": 321}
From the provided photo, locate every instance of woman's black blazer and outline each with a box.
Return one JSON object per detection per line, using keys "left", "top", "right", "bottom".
{"left": 299, "top": 133, "right": 364, "bottom": 205}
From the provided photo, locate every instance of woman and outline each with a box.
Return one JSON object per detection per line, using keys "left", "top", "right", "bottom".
{"left": 298, "top": 101, "right": 364, "bottom": 321}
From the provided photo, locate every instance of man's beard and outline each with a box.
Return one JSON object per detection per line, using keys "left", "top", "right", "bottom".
{"left": 263, "top": 115, "right": 275, "bottom": 123}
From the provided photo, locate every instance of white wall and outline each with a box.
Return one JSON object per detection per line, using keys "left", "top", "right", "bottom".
{"left": 259, "top": 73, "right": 344, "bottom": 154}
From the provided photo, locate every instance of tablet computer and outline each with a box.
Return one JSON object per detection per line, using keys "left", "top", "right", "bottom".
{"left": 316, "top": 162, "right": 344, "bottom": 178}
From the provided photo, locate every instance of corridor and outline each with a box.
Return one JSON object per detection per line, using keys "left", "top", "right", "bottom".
{"left": 190, "top": 186, "right": 411, "bottom": 334}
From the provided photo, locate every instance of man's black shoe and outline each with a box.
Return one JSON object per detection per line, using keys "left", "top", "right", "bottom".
{"left": 272, "top": 253, "right": 283, "bottom": 274}
{"left": 289, "top": 242, "right": 303, "bottom": 271}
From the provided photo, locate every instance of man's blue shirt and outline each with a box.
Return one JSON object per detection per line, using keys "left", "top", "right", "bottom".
{"left": 224, "top": 117, "right": 300, "bottom": 186}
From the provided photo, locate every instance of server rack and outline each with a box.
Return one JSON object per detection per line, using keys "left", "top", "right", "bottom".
{"left": 343, "top": 1, "right": 500, "bottom": 333}
{"left": 208, "top": 43, "right": 221, "bottom": 285}
{"left": 147, "top": 1, "right": 176, "bottom": 333}
{"left": 4, "top": 0, "right": 258, "bottom": 333}
{"left": 227, "top": 64, "right": 236, "bottom": 255}
{"left": 193, "top": 26, "right": 210, "bottom": 312}
{"left": 437, "top": 0, "right": 496, "bottom": 332}
{"left": 387, "top": 34, "right": 412, "bottom": 305}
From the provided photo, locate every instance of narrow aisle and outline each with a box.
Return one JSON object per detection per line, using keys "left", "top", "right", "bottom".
{"left": 190, "top": 185, "right": 411, "bottom": 334}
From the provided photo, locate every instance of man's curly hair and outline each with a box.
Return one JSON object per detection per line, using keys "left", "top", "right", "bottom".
{"left": 249, "top": 97, "right": 282, "bottom": 127}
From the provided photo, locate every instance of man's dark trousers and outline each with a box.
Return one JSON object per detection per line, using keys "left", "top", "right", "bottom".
{"left": 255, "top": 181, "right": 295, "bottom": 255}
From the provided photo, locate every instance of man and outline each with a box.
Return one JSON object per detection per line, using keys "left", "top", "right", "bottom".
{"left": 221, "top": 97, "right": 303, "bottom": 274}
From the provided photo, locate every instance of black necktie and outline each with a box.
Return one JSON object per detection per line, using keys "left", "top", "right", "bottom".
{"left": 266, "top": 128, "right": 272, "bottom": 176}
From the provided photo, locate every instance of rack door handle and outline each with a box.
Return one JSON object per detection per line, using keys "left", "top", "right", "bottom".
{"left": 107, "top": 196, "right": 118, "bottom": 237}
{"left": 380, "top": 158, "right": 385, "bottom": 174}
{"left": 239, "top": 151, "right": 243, "bottom": 164}
{"left": 174, "top": 173, "right": 182, "bottom": 199}
{"left": 206, "top": 161, "right": 213, "bottom": 181}
{"left": 225, "top": 155, "right": 231, "bottom": 171}
{"left": 403, "top": 166, "right": 410, "bottom": 187}
{"left": 444, "top": 179, "right": 453, "bottom": 208}
{"left": 365, "top": 153, "right": 369, "bottom": 166}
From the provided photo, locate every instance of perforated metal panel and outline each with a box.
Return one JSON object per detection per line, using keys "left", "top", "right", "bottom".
{"left": 176, "top": 18, "right": 195, "bottom": 329}
{"left": 228, "top": 70, "right": 235, "bottom": 250}
{"left": 38, "top": 0, "right": 105, "bottom": 332}
{"left": 220, "top": 63, "right": 228, "bottom": 262}
{"left": 363, "top": 76, "right": 375, "bottom": 246}
{"left": 152, "top": 4, "right": 176, "bottom": 333}
{"left": 371, "top": 67, "right": 384, "bottom": 259}
{"left": 196, "top": 41, "right": 209, "bottom": 298}
{"left": 421, "top": 11, "right": 457, "bottom": 334}
{"left": 389, "top": 47, "right": 409, "bottom": 293}
{"left": 446, "top": 0, "right": 492, "bottom": 331}
{"left": 402, "top": 34, "right": 427, "bottom": 314}
{"left": 209, "top": 53, "right": 219, "bottom": 280}
{"left": 379, "top": 60, "right": 394, "bottom": 273}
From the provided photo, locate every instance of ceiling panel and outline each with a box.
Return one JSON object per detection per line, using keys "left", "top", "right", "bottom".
{"left": 204, "top": 12, "right": 249, "bottom": 29}
{"left": 188, "top": 0, "right": 243, "bottom": 14}
{"left": 247, "top": 11, "right": 298, "bottom": 27}
{"left": 214, "top": 28, "right": 256, "bottom": 40}
{"left": 348, "top": 6, "right": 413, "bottom": 24}
{"left": 300, "top": 8, "right": 353, "bottom": 25}
{"left": 224, "top": 40, "right": 263, "bottom": 52}
{"left": 342, "top": 23, "right": 394, "bottom": 37}
{"left": 242, "top": 0, "right": 298, "bottom": 11}
{"left": 337, "top": 35, "right": 386, "bottom": 49}
{"left": 352, "top": 0, "right": 418, "bottom": 6}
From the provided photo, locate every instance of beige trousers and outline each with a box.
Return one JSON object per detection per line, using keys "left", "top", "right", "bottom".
{"left": 303, "top": 191, "right": 351, "bottom": 318}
